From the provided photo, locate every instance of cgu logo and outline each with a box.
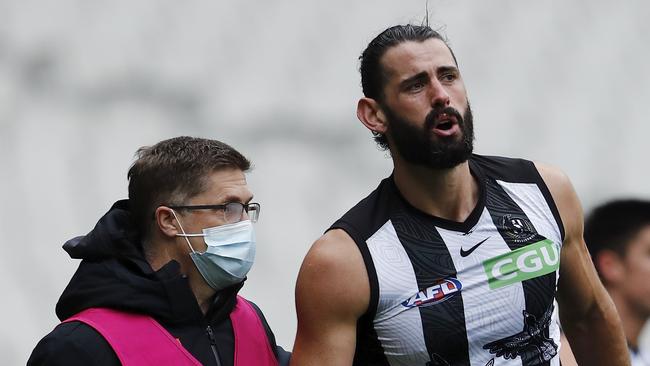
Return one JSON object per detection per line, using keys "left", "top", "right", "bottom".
{"left": 483, "top": 239, "right": 560, "bottom": 290}
{"left": 401, "top": 278, "right": 462, "bottom": 308}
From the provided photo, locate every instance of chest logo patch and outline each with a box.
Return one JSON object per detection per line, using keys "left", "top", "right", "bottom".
{"left": 460, "top": 237, "right": 490, "bottom": 257}
{"left": 401, "top": 277, "right": 462, "bottom": 308}
{"left": 500, "top": 214, "right": 537, "bottom": 243}
{"left": 483, "top": 239, "right": 559, "bottom": 289}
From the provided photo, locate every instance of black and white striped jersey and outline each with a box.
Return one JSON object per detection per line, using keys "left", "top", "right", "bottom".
{"left": 329, "top": 155, "right": 565, "bottom": 366}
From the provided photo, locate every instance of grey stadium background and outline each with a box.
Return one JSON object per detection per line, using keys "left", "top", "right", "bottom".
{"left": 1, "top": 1, "right": 649, "bottom": 364}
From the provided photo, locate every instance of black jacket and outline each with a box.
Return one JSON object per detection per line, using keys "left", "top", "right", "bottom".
{"left": 28, "top": 200, "right": 290, "bottom": 366}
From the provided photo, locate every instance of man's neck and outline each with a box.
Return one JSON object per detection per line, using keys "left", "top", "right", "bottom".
{"left": 145, "top": 236, "right": 216, "bottom": 315}
{"left": 392, "top": 157, "right": 479, "bottom": 222}
{"left": 610, "top": 290, "right": 648, "bottom": 349}
{"left": 188, "top": 279, "right": 216, "bottom": 315}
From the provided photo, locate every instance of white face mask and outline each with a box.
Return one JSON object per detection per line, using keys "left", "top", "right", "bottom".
{"left": 172, "top": 210, "right": 256, "bottom": 291}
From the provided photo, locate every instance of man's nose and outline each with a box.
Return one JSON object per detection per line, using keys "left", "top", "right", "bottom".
{"left": 430, "top": 80, "right": 450, "bottom": 108}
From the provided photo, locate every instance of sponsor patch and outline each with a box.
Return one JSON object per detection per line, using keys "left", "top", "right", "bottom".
{"left": 483, "top": 239, "right": 559, "bottom": 289}
{"left": 402, "top": 278, "right": 462, "bottom": 308}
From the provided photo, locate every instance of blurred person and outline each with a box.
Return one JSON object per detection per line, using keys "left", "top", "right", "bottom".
{"left": 291, "top": 24, "right": 629, "bottom": 366}
{"left": 585, "top": 199, "right": 650, "bottom": 366}
{"left": 28, "top": 136, "right": 290, "bottom": 366}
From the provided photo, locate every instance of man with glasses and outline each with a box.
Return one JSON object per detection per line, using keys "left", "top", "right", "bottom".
{"left": 28, "top": 136, "right": 289, "bottom": 366}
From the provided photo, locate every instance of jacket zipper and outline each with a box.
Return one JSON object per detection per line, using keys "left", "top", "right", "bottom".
{"left": 206, "top": 325, "right": 222, "bottom": 366}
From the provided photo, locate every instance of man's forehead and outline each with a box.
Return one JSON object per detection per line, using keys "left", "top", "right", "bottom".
{"left": 381, "top": 38, "right": 457, "bottom": 78}
{"left": 197, "top": 168, "right": 253, "bottom": 201}
{"left": 631, "top": 226, "right": 650, "bottom": 246}
{"left": 619, "top": 225, "right": 650, "bottom": 260}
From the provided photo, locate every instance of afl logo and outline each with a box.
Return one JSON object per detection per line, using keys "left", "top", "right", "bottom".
{"left": 401, "top": 278, "right": 463, "bottom": 308}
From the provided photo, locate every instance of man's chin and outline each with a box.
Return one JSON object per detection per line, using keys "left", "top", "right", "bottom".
{"left": 422, "top": 147, "right": 472, "bottom": 170}
{"left": 424, "top": 158, "right": 470, "bottom": 170}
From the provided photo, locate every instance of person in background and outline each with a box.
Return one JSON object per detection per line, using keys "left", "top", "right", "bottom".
{"left": 585, "top": 199, "right": 650, "bottom": 366}
{"left": 28, "top": 136, "right": 290, "bottom": 366}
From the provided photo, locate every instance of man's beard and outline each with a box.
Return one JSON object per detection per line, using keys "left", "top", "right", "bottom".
{"left": 384, "top": 102, "right": 474, "bottom": 169}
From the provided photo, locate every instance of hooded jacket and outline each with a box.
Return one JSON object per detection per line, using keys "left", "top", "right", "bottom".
{"left": 28, "top": 200, "right": 289, "bottom": 366}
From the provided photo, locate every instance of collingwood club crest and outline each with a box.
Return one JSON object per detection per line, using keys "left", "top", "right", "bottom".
{"left": 500, "top": 214, "right": 538, "bottom": 243}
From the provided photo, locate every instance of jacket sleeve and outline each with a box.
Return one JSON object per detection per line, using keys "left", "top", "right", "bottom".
{"left": 27, "top": 321, "right": 121, "bottom": 366}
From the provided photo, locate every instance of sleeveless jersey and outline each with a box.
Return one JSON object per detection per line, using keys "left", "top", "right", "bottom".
{"left": 330, "top": 155, "right": 565, "bottom": 366}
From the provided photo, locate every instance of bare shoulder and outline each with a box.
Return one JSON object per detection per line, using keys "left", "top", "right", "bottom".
{"left": 533, "top": 161, "right": 583, "bottom": 243}
{"left": 296, "top": 228, "right": 370, "bottom": 319}
{"left": 292, "top": 229, "right": 368, "bottom": 364}
{"left": 533, "top": 161, "right": 573, "bottom": 199}
{"left": 303, "top": 229, "right": 362, "bottom": 267}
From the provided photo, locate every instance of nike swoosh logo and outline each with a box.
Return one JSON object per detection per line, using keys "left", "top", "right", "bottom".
{"left": 460, "top": 237, "right": 490, "bottom": 257}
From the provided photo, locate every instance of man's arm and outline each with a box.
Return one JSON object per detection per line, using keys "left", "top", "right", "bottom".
{"left": 291, "top": 229, "right": 369, "bottom": 366}
{"left": 536, "top": 162, "right": 630, "bottom": 365}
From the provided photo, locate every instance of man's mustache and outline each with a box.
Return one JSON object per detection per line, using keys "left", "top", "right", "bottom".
{"left": 425, "top": 106, "right": 464, "bottom": 130}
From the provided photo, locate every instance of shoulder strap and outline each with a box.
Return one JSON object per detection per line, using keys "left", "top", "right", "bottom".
{"left": 63, "top": 308, "right": 201, "bottom": 366}
{"left": 230, "top": 296, "right": 279, "bottom": 366}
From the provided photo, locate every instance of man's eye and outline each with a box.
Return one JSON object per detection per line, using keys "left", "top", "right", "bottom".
{"left": 407, "top": 82, "right": 425, "bottom": 91}
{"left": 441, "top": 73, "right": 457, "bottom": 82}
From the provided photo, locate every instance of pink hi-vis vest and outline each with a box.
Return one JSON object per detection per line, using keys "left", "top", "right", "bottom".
{"left": 63, "top": 296, "right": 278, "bottom": 366}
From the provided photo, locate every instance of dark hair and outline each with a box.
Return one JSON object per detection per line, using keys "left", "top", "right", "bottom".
{"left": 127, "top": 136, "right": 251, "bottom": 238}
{"left": 584, "top": 199, "right": 650, "bottom": 274}
{"left": 359, "top": 24, "right": 456, "bottom": 149}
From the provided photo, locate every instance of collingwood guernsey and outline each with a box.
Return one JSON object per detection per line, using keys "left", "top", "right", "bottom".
{"left": 329, "top": 155, "right": 565, "bottom": 366}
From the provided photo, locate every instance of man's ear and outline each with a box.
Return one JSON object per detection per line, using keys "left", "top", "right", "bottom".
{"left": 357, "top": 97, "right": 388, "bottom": 135}
{"left": 155, "top": 206, "right": 180, "bottom": 238}
{"left": 595, "top": 250, "right": 625, "bottom": 285}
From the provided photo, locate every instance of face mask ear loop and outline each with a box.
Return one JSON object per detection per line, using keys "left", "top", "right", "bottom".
{"left": 170, "top": 209, "right": 197, "bottom": 254}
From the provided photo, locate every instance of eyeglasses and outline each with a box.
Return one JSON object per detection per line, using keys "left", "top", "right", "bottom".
{"left": 168, "top": 202, "right": 260, "bottom": 224}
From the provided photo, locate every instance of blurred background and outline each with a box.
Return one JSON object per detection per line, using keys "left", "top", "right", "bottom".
{"left": 2, "top": 0, "right": 649, "bottom": 364}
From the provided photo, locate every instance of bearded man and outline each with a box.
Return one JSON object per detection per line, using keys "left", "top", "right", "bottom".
{"left": 291, "top": 24, "right": 629, "bottom": 366}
